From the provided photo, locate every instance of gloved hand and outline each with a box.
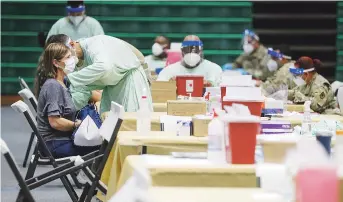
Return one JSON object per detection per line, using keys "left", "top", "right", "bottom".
{"left": 269, "top": 90, "right": 288, "bottom": 101}
{"left": 294, "top": 91, "right": 307, "bottom": 103}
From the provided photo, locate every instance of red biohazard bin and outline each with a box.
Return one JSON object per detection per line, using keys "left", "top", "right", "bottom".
{"left": 176, "top": 75, "right": 204, "bottom": 97}
{"left": 224, "top": 118, "right": 260, "bottom": 164}
{"left": 166, "top": 50, "right": 182, "bottom": 66}
{"left": 220, "top": 85, "right": 227, "bottom": 101}
{"left": 222, "top": 98, "right": 264, "bottom": 117}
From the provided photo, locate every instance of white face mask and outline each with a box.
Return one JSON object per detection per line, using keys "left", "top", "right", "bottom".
{"left": 293, "top": 76, "right": 306, "bottom": 86}
{"left": 151, "top": 43, "right": 164, "bottom": 56}
{"left": 183, "top": 53, "right": 201, "bottom": 67}
{"left": 62, "top": 57, "right": 76, "bottom": 74}
{"left": 267, "top": 59, "right": 278, "bottom": 72}
{"left": 243, "top": 43, "right": 254, "bottom": 54}
{"left": 69, "top": 16, "right": 84, "bottom": 26}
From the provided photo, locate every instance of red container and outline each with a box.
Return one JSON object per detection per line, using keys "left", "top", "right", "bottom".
{"left": 166, "top": 50, "right": 182, "bottom": 66}
{"left": 220, "top": 86, "right": 227, "bottom": 101}
{"left": 225, "top": 120, "right": 260, "bottom": 164}
{"left": 222, "top": 100, "right": 263, "bottom": 117}
{"left": 176, "top": 75, "right": 204, "bottom": 97}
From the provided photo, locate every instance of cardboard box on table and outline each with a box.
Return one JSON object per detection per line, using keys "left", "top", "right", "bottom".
{"left": 151, "top": 81, "right": 176, "bottom": 103}
{"left": 167, "top": 100, "right": 206, "bottom": 117}
{"left": 192, "top": 116, "right": 212, "bottom": 137}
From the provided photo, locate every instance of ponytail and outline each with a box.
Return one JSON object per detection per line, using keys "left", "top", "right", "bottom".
{"left": 313, "top": 59, "right": 322, "bottom": 70}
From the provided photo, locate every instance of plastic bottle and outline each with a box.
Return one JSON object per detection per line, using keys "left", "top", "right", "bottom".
{"left": 137, "top": 88, "right": 151, "bottom": 133}
{"left": 207, "top": 110, "right": 226, "bottom": 164}
{"left": 301, "top": 101, "right": 312, "bottom": 136}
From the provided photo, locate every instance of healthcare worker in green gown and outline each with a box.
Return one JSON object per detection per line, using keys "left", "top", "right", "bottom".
{"left": 46, "top": 1, "right": 104, "bottom": 41}
{"left": 64, "top": 35, "right": 153, "bottom": 113}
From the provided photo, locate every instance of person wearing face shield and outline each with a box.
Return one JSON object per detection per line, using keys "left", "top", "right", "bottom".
{"left": 260, "top": 45, "right": 297, "bottom": 95}
{"left": 35, "top": 34, "right": 101, "bottom": 110}
{"left": 157, "top": 35, "right": 222, "bottom": 87}
{"left": 145, "top": 35, "right": 170, "bottom": 72}
{"left": 231, "top": 30, "right": 281, "bottom": 81}
{"left": 62, "top": 35, "right": 152, "bottom": 114}
{"left": 288, "top": 57, "right": 341, "bottom": 115}
{"left": 46, "top": 1, "right": 104, "bottom": 41}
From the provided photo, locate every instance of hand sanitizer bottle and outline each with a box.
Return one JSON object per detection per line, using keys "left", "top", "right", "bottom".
{"left": 137, "top": 88, "right": 151, "bottom": 134}
{"left": 301, "top": 101, "right": 312, "bottom": 136}
{"left": 207, "top": 110, "right": 226, "bottom": 164}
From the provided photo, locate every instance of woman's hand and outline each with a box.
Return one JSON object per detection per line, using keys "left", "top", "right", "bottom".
{"left": 74, "top": 119, "right": 82, "bottom": 128}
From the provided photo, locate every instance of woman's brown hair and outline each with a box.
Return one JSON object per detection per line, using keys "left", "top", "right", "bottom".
{"left": 34, "top": 43, "right": 70, "bottom": 97}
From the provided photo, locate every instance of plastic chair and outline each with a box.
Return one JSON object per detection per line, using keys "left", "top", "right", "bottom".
{"left": 1, "top": 138, "right": 35, "bottom": 202}
{"left": 1, "top": 137, "right": 102, "bottom": 202}
{"left": 11, "top": 100, "right": 80, "bottom": 201}
{"left": 12, "top": 100, "right": 124, "bottom": 202}
{"left": 18, "top": 77, "right": 30, "bottom": 90}
{"left": 18, "top": 88, "right": 38, "bottom": 167}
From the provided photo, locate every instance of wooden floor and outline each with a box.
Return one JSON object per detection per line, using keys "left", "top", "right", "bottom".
{"left": 1, "top": 96, "right": 22, "bottom": 106}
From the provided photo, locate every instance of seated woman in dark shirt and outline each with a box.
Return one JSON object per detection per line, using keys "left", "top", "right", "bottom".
{"left": 36, "top": 43, "right": 99, "bottom": 158}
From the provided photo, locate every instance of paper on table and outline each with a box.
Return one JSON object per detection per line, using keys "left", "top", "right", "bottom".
{"left": 160, "top": 115, "right": 192, "bottom": 134}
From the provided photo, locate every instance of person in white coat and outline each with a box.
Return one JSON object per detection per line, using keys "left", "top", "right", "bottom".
{"left": 144, "top": 35, "right": 170, "bottom": 72}
{"left": 157, "top": 35, "right": 222, "bottom": 87}
{"left": 46, "top": 1, "right": 104, "bottom": 41}
{"left": 62, "top": 35, "right": 152, "bottom": 113}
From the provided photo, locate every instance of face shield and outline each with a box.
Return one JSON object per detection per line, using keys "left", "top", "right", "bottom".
{"left": 289, "top": 66, "right": 315, "bottom": 86}
{"left": 66, "top": 5, "right": 86, "bottom": 26}
{"left": 181, "top": 40, "right": 203, "bottom": 68}
{"left": 267, "top": 48, "right": 292, "bottom": 72}
{"left": 241, "top": 30, "right": 259, "bottom": 54}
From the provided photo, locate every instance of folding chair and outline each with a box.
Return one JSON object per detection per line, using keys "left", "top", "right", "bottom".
{"left": 12, "top": 100, "right": 124, "bottom": 202}
{"left": 18, "top": 77, "right": 30, "bottom": 90}
{"left": 18, "top": 88, "right": 38, "bottom": 167}
{"left": 78, "top": 101, "right": 124, "bottom": 202}
{"left": 11, "top": 100, "right": 82, "bottom": 201}
{"left": 1, "top": 138, "right": 35, "bottom": 202}
{"left": 1, "top": 138, "right": 103, "bottom": 202}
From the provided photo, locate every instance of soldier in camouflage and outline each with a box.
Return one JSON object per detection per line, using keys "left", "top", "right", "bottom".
{"left": 288, "top": 57, "right": 341, "bottom": 115}
{"left": 232, "top": 30, "right": 282, "bottom": 81}
{"left": 260, "top": 45, "right": 296, "bottom": 96}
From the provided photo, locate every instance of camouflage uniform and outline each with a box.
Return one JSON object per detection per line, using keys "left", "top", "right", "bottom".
{"left": 262, "top": 61, "right": 297, "bottom": 95}
{"left": 232, "top": 45, "right": 281, "bottom": 81}
{"left": 288, "top": 73, "right": 341, "bottom": 115}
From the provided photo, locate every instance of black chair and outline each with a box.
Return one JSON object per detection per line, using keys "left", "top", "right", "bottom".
{"left": 1, "top": 138, "right": 103, "bottom": 202}
{"left": 12, "top": 100, "right": 124, "bottom": 202}
{"left": 17, "top": 88, "right": 38, "bottom": 167}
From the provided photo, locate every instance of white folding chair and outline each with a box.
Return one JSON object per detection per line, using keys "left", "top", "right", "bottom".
{"left": 1, "top": 137, "right": 102, "bottom": 202}
{"left": 1, "top": 138, "right": 35, "bottom": 202}
{"left": 11, "top": 100, "right": 82, "bottom": 201}
{"left": 12, "top": 100, "right": 124, "bottom": 202}
{"left": 79, "top": 101, "right": 124, "bottom": 202}
{"left": 18, "top": 88, "right": 38, "bottom": 167}
{"left": 19, "top": 77, "right": 30, "bottom": 90}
